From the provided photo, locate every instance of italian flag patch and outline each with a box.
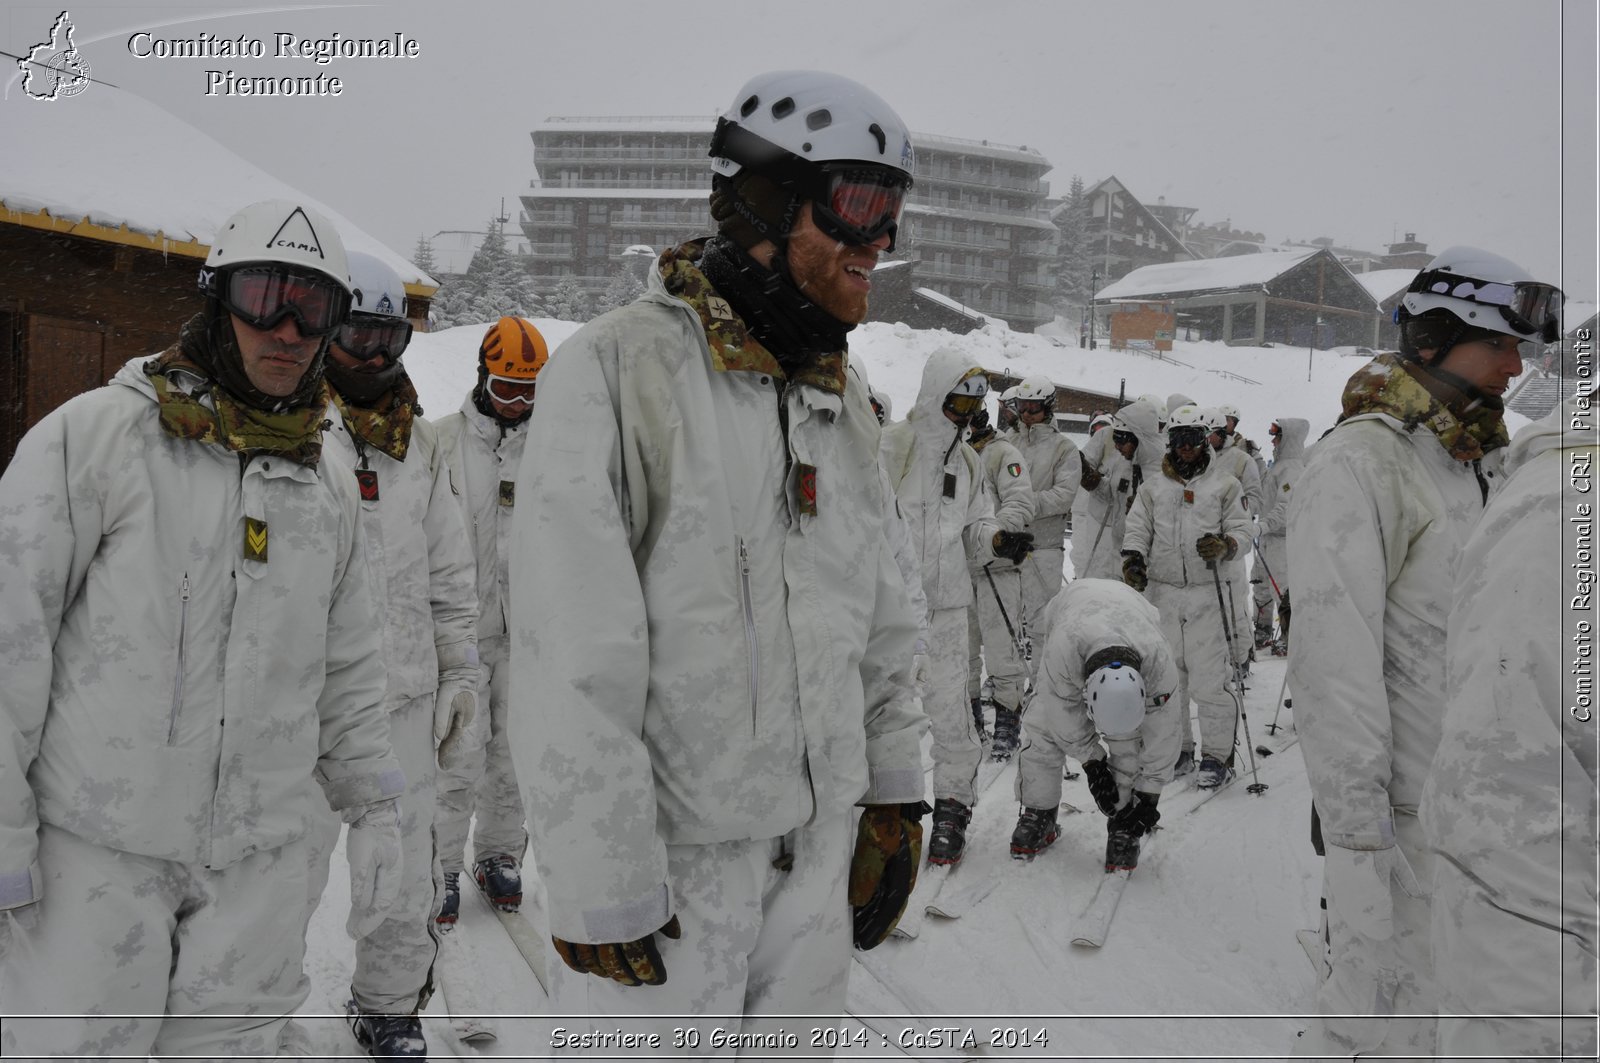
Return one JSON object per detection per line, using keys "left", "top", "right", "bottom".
{"left": 1006, "top": 462, "right": 1023, "bottom": 477}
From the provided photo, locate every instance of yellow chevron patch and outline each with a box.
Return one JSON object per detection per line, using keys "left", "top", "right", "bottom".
{"left": 243, "top": 517, "right": 269, "bottom": 562}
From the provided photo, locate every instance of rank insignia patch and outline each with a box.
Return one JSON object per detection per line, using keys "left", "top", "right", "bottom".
{"left": 355, "top": 469, "right": 380, "bottom": 502}
{"left": 499, "top": 480, "right": 515, "bottom": 507}
{"left": 243, "top": 517, "right": 269, "bottom": 562}
{"left": 797, "top": 463, "right": 818, "bottom": 516}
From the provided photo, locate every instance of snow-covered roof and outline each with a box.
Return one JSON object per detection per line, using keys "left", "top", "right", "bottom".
{"left": 534, "top": 115, "right": 715, "bottom": 134}
{"left": 0, "top": 85, "right": 435, "bottom": 290}
{"left": 1096, "top": 249, "right": 1318, "bottom": 301}
{"left": 1353, "top": 268, "right": 1417, "bottom": 302}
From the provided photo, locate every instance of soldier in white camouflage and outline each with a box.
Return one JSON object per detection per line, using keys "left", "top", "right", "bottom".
{"left": 1250, "top": 417, "right": 1309, "bottom": 652}
{"left": 1288, "top": 246, "right": 1562, "bottom": 1059}
{"left": 508, "top": 71, "right": 930, "bottom": 1051}
{"left": 0, "top": 200, "right": 403, "bottom": 1059}
{"left": 1420, "top": 396, "right": 1596, "bottom": 1060}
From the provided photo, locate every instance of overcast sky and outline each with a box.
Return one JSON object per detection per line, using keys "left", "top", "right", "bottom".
{"left": 6, "top": 0, "right": 1596, "bottom": 298}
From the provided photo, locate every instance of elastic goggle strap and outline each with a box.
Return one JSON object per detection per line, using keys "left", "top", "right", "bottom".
{"left": 217, "top": 265, "right": 350, "bottom": 337}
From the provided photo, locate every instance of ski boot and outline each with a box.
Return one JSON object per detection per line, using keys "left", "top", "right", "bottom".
{"left": 1105, "top": 829, "right": 1142, "bottom": 871}
{"left": 473, "top": 854, "right": 523, "bottom": 912}
{"left": 926, "top": 798, "right": 972, "bottom": 867}
{"left": 970, "top": 697, "right": 988, "bottom": 741}
{"left": 347, "top": 1003, "right": 426, "bottom": 1059}
{"left": 1172, "top": 748, "right": 1196, "bottom": 778}
{"left": 1009, "top": 806, "right": 1059, "bottom": 861}
{"left": 989, "top": 706, "right": 1021, "bottom": 762}
{"left": 1270, "top": 637, "right": 1289, "bottom": 658}
{"left": 1196, "top": 755, "right": 1233, "bottom": 790}
{"left": 435, "top": 870, "right": 460, "bottom": 930}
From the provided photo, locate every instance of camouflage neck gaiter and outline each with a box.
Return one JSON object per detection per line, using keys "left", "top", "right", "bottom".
{"left": 1339, "top": 352, "right": 1509, "bottom": 462}
{"left": 333, "top": 372, "right": 419, "bottom": 462}
{"left": 145, "top": 345, "right": 329, "bottom": 468}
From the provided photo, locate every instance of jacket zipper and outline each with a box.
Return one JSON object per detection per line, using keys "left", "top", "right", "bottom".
{"left": 738, "top": 537, "right": 759, "bottom": 730}
{"left": 168, "top": 573, "right": 190, "bottom": 744}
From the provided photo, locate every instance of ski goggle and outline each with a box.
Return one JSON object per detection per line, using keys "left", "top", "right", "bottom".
{"left": 214, "top": 265, "right": 351, "bottom": 337}
{"left": 1112, "top": 430, "right": 1138, "bottom": 448}
{"left": 485, "top": 374, "right": 537, "bottom": 407}
{"left": 336, "top": 314, "right": 413, "bottom": 363}
{"left": 1016, "top": 400, "right": 1051, "bottom": 419}
{"left": 1168, "top": 426, "right": 1208, "bottom": 448}
{"left": 811, "top": 166, "right": 912, "bottom": 251}
{"left": 1407, "top": 270, "right": 1565, "bottom": 344}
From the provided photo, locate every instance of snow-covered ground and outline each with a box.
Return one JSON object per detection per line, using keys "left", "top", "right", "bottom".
{"left": 295, "top": 316, "right": 1444, "bottom": 1060}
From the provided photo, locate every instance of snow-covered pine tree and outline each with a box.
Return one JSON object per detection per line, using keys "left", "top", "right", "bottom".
{"left": 543, "top": 274, "right": 593, "bottom": 324}
{"left": 412, "top": 234, "right": 436, "bottom": 275}
{"left": 1055, "top": 175, "right": 1094, "bottom": 316}
{"left": 432, "top": 219, "right": 544, "bottom": 329}
{"left": 592, "top": 265, "right": 645, "bottom": 317}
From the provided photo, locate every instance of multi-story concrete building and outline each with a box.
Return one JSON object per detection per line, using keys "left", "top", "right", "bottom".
{"left": 520, "top": 117, "right": 1060, "bottom": 331}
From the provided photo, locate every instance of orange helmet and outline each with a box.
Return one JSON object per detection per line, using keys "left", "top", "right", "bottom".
{"left": 479, "top": 317, "right": 548, "bottom": 380}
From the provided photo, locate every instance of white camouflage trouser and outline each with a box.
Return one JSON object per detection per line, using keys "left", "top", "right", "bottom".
{"left": 304, "top": 694, "right": 439, "bottom": 1014}
{"left": 1145, "top": 580, "right": 1236, "bottom": 763}
{"left": 0, "top": 824, "right": 314, "bottom": 1059}
{"left": 1018, "top": 547, "right": 1065, "bottom": 677}
{"left": 1295, "top": 815, "right": 1437, "bottom": 1059}
{"left": 927, "top": 606, "right": 984, "bottom": 806}
{"left": 435, "top": 635, "right": 527, "bottom": 874}
{"left": 1014, "top": 708, "right": 1123, "bottom": 812}
{"left": 967, "top": 562, "right": 1028, "bottom": 711}
{"left": 1252, "top": 535, "right": 1287, "bottom": 639}
{"left": 1431, "top": 857, "right": 1597, "bottom": 1060}
{"left": 544, "top": 813, "right": 853, "bottom": 1057}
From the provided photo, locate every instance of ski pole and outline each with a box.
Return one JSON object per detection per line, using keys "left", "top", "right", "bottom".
{"left": 1250, "top": 536, "right": 1283, "bottom": 601}
{"left": 1267, "top": 663, "right": 1291, "bottom": 735}
{"left": 1208, "top": 552, "right": 1266, "bottom": 795}
{"left": 982, "top": 563, "right": 1029, "bottom": 661}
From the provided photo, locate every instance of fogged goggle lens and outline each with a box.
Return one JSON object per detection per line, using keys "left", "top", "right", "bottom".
{"left": 1169, "top": 426, "right": 1208, "bottom": 448}
{"left": 486, "top": 375, "right": 537, "bottom": 407}
{"left": 943, "top": 393, "right": 985, "bottom": 419}
{"left": 1409, "top": 269, "right": 1565, "bottom": 344}
{"left": 221, "top": 266, "right": 351, "bottom": 337}
{"left": 337, "top": 315, "right": 413, "bottom": 362}
{"left": 811, "top": 166, "right": 912, "bottom": 250}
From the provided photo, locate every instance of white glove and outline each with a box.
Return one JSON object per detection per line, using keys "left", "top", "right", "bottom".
{"left": 344, "top": 799, "right": 403, "bottom": 940}
{"left": 910, "top": 654, "right": 931, "bottom": 699}
{"left": 1323, "top": 842, "right": 1424, "bottom": 942}
{"left": 434, "top": 679, "right": 478, "bottom": 770}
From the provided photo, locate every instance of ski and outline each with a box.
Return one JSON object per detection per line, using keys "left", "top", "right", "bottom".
{"left": 434, "top": 933, "right": 498, "bottom": 1045}
{"left": 468, "top": 874, "right": 551, "bottom": 996}
{"left": 1296, "top": 928, "right": 1331, "bottom": 980}
{"left": 1071, "top": 833, "right": 1156, "bottom": 948}
{"left": 848, "top": 954, "right": 985, "bottom": 1062}
{"left": 927, "top": 802, "right": 1082, "bottom": 921}
{"left": 891, "top": 756, "right": 1015, "bottom": 939}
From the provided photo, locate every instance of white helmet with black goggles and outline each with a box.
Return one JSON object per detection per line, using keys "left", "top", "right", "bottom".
{"left": 337, "top": 250, "right": 413, "bottom": 362}
{"left": 1399, "top": 246, "right": 1564, "bottom": 344}
{"left": 942, "top": 367, "right": 989, "bottom": 419}
{"left": 709, "top": 70, "right": 914, "bottom": 250}
{"left": 210, "top": 264, "right": 352, "bottom": 337}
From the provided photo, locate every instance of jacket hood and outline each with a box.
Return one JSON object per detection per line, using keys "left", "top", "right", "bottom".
{"left": 1274, "top": 417, "right": 1310, "bottom": 461}
{"left": 112, "top": 354, "right": 164, "bottom": 400}
{"left": 1506, "top": 395, "right": 1591, "bottom": 474}
{"left": 909, "top": 345, "right": 985, "bottom": 426}
{"left": 1111, "top": 398, "right": 1164, "bottom": 471}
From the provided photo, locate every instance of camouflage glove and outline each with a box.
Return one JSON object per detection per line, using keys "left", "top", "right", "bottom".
{"left": 1195, "top": 533, "right": 1236, "bottom": 562}
{"left": 1079, "top": 453, "right": 1104, "bottom": 491}
{"left": 992, "top": 530, "right": 1035, "bottom": 564}
{"left": 849, "top": 801, "right": 932, "bottom": 949}
{"left": 344, "top": 799, "right": 403, "bottom": 940}
{"left": 552, "top": 916, "right": 682, "bottom": 986}
{"left": 1082, "top": 758, "right": 1120, "bottom": 817}
{"left": 1121, "top": 551, "right": 1148, "bottom": 592}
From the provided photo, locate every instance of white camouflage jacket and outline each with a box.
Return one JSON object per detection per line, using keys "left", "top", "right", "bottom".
{"left": 969, "top": 430, "right": 1035, "bottom": 559}
{"left": 1007, "top": 419, "right": 1080, "bottom": 548}
{"left": 1033, "top": 579, "right": 1181, "bottom": 794}
{"left": 510, "top": 246, "right": 928, "bottom": 943}
{"left": 0, "top": 357, "right": 402, "bottom": 909}
{"left": 1287, "top": 355, "right": 1507, "bottom": 849}
{"left": 1123, "top": 453, "right": 1251, "bottom": 588}
{"left": 881, "top": 347, "right": 1001, "bottom": 610}
{"left": 323, "top": 398, "right": 479, "bottom": 704}
{"left": 435, "top": 398, "right": 528, "bottom": 644}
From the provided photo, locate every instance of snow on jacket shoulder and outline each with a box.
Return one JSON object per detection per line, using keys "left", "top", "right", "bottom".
{"left": 1287, "top": 408, "right": 1504, "bottom": 848}
{"left": 510, "top": 252, "right": 926, "bottom": 943}
{"left": 436, "top": 398, "right": 527, "bottom": 642}
{"left": 0, "top": 356, "right": 401, "bottom": 903}
{"left": 1010, "top": 421, "right": 1079, "bottom": 545}
{"left": 1421, "top": 397, "right": 1596, "bottom": 943}
{"left": 323, "top": 405, "right": 478, "bottom": 702}
{"left": 881, "top": 346, "right": 1000, "bottom": 610}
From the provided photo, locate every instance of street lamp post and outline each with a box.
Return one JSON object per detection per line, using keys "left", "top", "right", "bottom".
{"left": 1088, "top": 267, "right": 1100, "bottom": 350}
